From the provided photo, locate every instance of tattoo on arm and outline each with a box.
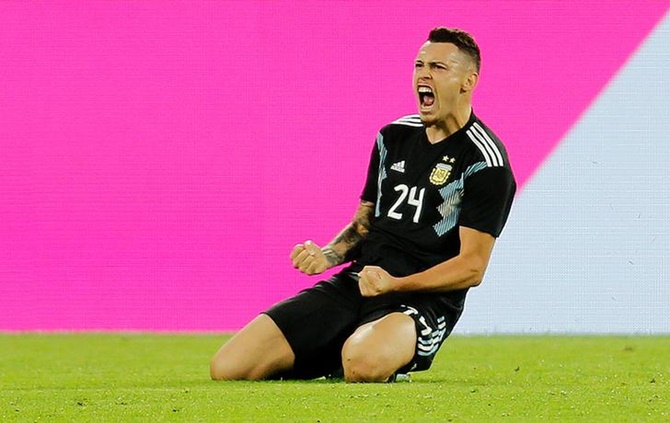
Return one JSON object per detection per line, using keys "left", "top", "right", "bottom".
{"left": 322, "top": 201, "right": 374, "bottom": 267}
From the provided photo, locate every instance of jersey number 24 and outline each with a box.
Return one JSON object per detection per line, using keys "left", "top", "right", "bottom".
{"left": 387, "top": 184, "right": 425, "bottom": 223}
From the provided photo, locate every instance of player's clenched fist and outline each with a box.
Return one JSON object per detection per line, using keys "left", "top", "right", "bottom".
{"left": 358, "top": 266, "right": 396, "bottom": 297}
{"left": 290, "top": 240, "right": 329, "bottom": 275}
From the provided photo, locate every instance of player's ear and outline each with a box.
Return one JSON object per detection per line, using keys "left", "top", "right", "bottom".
{"left": 461, "top": 71, "right": 478, "bottom": 93}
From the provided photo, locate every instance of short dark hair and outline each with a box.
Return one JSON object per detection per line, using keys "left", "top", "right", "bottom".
{"left": 428, "top": 27, "right": 481, "bottom": 73}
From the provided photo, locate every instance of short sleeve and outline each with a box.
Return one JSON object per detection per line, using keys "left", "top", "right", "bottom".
{"left": 360, "top": 140, "right": 380, "bottom": 203}
{"left": 459, "top": 167, "right": 516, "bottom": 237}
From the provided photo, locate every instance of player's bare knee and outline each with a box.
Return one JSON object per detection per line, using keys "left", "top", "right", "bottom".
{"left": 341, "top": 342, "right": 393, "bottom": 383}
{"left": 210, "top": 361, "right": 232, "bottom": 380}
{"left": 210, "top": 361, "right": 268, "bottom": 381}
{"left": 342, "top": 357, "right": 393, "bottom": 383}
{"left": 210, "top": 356, "right": 241, "bottom": 380}
{"left": 210, "top": 352, "right": 263, "bottom": 381}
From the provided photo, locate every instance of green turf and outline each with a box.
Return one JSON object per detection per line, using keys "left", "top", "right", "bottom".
{"left": 1, "top": 334, "right": 668, "bottom": 422}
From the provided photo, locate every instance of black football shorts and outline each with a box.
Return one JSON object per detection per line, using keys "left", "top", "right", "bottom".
{"left": 263, "top": 271, "right": 463, "bottom": 379}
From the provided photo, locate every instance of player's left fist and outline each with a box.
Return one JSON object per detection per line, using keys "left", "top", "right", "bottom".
{"left": 358, "top": 266, "right": 395, "bottom": 297}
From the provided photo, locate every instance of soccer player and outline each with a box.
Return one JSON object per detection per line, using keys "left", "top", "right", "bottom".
{"left": 211, "top": 27, "right": 516, "bottom": 382}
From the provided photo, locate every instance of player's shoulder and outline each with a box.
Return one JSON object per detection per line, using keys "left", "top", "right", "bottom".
{"left": 380, "top": 114, "right": 424, "bottom": 134}
{"left": 375, "top": 114, "right": 424, "bottom": 149}
{"left": 463, "top": 115, "right": 512, "bottom": 169}
{"left": 390, "top": 114, "right": 423, "bottom": 127}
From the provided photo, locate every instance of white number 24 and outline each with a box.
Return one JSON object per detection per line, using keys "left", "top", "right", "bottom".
{"left": 387, "top": 184, "right": 425, "bottom": 223}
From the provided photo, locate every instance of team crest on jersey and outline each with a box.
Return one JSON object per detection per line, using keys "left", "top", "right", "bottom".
{"left": 430, "top": 163, "right": 452, "bottom": 185}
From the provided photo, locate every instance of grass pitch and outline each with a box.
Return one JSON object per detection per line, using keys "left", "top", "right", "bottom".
{"left": 1, "top": 334, "right": 668, "bottom": 422}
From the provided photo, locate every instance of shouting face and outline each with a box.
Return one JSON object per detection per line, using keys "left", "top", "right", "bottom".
{"left": 413, "top": 41, "right": 478, "bottom": 127}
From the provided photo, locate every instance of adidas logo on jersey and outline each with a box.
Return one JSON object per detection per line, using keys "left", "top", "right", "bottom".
{"left": 391, "top": 160, "right": 406, "bottom": 173}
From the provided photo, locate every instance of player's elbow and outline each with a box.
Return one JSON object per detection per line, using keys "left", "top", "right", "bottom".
{"left": 462, "top": 257, "right": 488, "bottom": 288}
{"left": 468, "top": 273, "right": 484, "bottom": 288}
{"left": 463, "top": 270, "right": 483, "bottom": 288}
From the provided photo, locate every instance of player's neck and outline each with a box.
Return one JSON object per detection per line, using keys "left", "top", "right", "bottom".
{"left": 425, "top": 105, "right": 472, "bottom": 144}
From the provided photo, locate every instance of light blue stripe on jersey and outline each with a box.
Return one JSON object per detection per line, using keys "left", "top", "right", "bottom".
{"left": 375, "top": 132, "right": 388, "bottom": 218}
{"left": 433, "top": 161, "right": 488, "bottom": 236}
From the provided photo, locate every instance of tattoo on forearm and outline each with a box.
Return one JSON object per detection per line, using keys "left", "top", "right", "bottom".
{"left": 322, "top": 246, "right": 344, "bottom": 267}
{"left": 324, "top": 201, "right": 374, "bottom": 266}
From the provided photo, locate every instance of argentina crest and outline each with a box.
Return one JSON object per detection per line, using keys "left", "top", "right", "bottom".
{"left": 429, "top": 162, "right": 452, "bottom": 185}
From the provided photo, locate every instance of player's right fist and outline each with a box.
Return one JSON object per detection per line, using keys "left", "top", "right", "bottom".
{"left": 290, "top": 240, "right": 329, "bottom": 275}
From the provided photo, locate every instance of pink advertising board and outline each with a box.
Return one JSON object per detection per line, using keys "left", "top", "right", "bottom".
{"left": 1, "top": 2, "right": 667, "bottom": 331}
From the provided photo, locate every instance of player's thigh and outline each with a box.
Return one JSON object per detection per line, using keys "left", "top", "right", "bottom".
{"left": 342, "top": 312, "right": 416, "bottom": 373}
{"left": 264, "top": 275, "right": 363, "bottom": 379}
{"left": 210, "top": 313, "right": 294, "bottom": 380}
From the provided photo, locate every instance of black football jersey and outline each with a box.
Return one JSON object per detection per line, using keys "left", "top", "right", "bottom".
{"left": 350, "top": 112, "right": 516, "bottom": 278}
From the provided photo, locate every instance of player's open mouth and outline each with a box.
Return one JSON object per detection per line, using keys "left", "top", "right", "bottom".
{"left": 418, "top": 86, "right": 435, "bottom": 109}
